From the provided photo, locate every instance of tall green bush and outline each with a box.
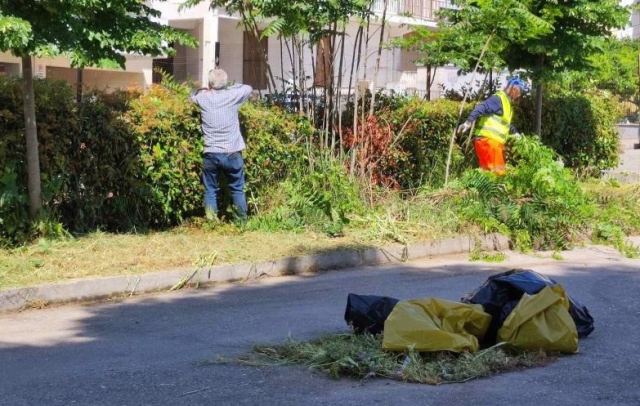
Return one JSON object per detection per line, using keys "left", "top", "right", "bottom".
{"left": 246, "top": 157, "right": 363, "bottom": 236}
{"left": 125, "top": 85, "right": 203, "bottom": 226}
{"left": 459, "top": 136, "right": 594, "bottom": 250}
{"left": 0, "top": 78, "right": 78, "bottom": 243}
{"left": 63, "top": 90, "right": 149, "bottom": 232}
{"left": 0, "top": 77, "right": 311, "bottom": 244}
{"left": 513, "top": 91, "right": 620, "bottom": 175}
{"left": 388, "top": 99, "right": 473, "bottom": 188}
{"left": 239, "top": 102, "right": 310, "bottom": 201}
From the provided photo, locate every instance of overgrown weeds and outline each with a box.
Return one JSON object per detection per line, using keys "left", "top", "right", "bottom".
{"left": 242, "top": 334, "right": 552, "bottom": 384}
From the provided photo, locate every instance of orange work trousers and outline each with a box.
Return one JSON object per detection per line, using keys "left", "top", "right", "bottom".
{"left": 473, "top": 137, "right": 506, "bottom": 175}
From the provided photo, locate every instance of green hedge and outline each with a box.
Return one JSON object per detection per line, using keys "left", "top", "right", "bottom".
{"left": 513, "top": 90, "right": 620, "bottom": 175}
{"left": 0, "top": 78, "right": 309, "bottom": 244}
{"left": 1, "top": 78, "right": 80, "bottom": 242}
{"left": 385, "top": 98, "right": 473, "bottom": 188}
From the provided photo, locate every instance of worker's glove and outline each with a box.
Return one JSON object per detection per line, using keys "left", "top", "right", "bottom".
{"left": 512, "top": 132, "right": 523, "bottom": 139}
{"left": 457, "top": 121, "right": 472, "bottom": 134}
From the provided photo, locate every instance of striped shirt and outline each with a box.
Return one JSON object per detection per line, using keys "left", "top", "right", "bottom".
{"left": 190, "top": 84, "right": 253, "bottom": 153}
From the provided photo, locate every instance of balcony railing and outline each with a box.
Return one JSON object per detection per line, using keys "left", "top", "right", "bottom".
{"left": 372, "top": 0, "right": 452, "bottom": 21}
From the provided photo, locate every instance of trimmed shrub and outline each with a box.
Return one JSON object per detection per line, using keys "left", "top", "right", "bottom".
{"left": 388, "top": 99, "right": 473, "bottom": 188}
{"left": 62, "top": 90, "right": 149, "bottom": 232}
{"left": 0, "top": 78, "right": 79, "bottom": 243}
{"left": 240, "top": 102, "right": 310, "bottom": 201}
{"left": 124, "top": 85, "right": 203, "bottom": 226}
{"left": 513, "top": 90, "right": 620, "bottom": 175}
{"left": 0, "top": 77, "right": 311, "bottom": 244}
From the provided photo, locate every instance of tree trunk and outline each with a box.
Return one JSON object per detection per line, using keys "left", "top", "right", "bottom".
{"left": 76, "top": 68, "right": 83, "bottom": 103}
{"left": 336, "top": 24, "right": 347, "bottom": 158}
{"left": 347, "top": 25, "right": 363, "bottom": 104}
{"left": 21, "top": 55, "right": 42, "bottom": 218}
{"left": 369, "top": 0, "right": 388, "bottom": 116}
{"left": 279, "top": 35, "right": 286, "bottom": 94}
{"left": 534, "top": 55, "right": 544, "bottom": 136}
{"left": 426, "top": 66, "right": 432, "bottom": 101}
{"left": 535, "top": 82, "right": 543, "bottom": 136}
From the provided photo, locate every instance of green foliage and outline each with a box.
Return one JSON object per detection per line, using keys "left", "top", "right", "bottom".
{"left": 458, "top": 136, "right": 594, "bottom": 250}
{"left": 441, "top": 0, "right": 553, "bottom": 72}
{"left": 0, "top": 77, "right": 310, "bottom": 244}
{"left": 240, "top": 102, "right": 310, "bottom": 198}
{"left": 496, "top": 0, "right": 629, "bottom": 81}
{"left": 584, "top": 39, "right": 640, "bottom": 100}
{"left": 550, "top": 38, "right": 640, "bottom": 102}
{"left": 388, "top": 98, "right": 474, "bottom": 188}
{"left": 124, "top": 85, "right": 203, "bottom": 225}
{"left": 63, "top": 90, "right": 149, "bottom": 231}
{"left": 469, "top": 249, "right": 507, "bottom": 263}
{"left": 586, "top": 182, "right": 640, "bottom": 258}
{"left": 0, "top": 77, "right": 80, "bottom": 242}
{"left": 513, "top": 90, "right": 621, "bottom": 174}
{"left": 203, "top": 0, "right": 370, "bottom": 42}
{"left": 0, "top": 165, "right": 30, "bottom": 244}
{"left": 0, "top": 14, "right": 31, "bottom": 50}
{"left": 247, "top": 158, "right": 363, "bottom": 236}
{"left": 0, "top": 1, "right": 194, "bottom": 66}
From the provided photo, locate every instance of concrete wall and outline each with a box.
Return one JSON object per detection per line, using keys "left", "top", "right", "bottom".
{"left": 0, "top": 62, "right": 20, "bottom": 76}
{"left": 0, "top": 52, "right": 153, "bottom": 88}
{"left": 46, "top": 66, "right": 147, "bottom": 91}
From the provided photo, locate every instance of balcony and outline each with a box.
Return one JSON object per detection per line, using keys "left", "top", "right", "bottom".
{"left": 372, "top": 0, "right": 453, "bottom": 21}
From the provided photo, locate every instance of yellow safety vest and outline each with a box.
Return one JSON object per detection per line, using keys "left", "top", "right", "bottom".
{"left": 475, "top": 90, "right": 512, "bottom": 145}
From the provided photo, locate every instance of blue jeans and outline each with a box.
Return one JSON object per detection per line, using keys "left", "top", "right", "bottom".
{"left": 202, "top": 152, "right": 248, "bottom": 219}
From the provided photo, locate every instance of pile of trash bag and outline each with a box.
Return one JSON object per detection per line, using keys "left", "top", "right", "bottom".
{"left": 344, "top": 293, "right": 398, "bottom": 335}
{"left": 344, "top": 269, "right": 594, "bottom": 354}
{"left": 382, "top": 298, "right": 491, "bottom": 352}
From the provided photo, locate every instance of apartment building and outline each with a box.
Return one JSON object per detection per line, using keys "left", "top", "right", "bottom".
{"left": 0, "top": 1, "right": 457, "bottom": 96}
{"left": 152, "top": 0, "right": 456, "bottom": 96}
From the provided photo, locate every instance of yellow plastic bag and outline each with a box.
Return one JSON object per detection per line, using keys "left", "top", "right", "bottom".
{"left": 382, "top": 298, "right": 491, "bottom": 352}
{"left": 497, "top": 285, "right": 578, "bottom": 353}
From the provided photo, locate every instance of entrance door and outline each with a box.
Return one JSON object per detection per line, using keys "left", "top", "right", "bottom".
{"left": 243, "top": 31, "right": 268, "bottom": 89}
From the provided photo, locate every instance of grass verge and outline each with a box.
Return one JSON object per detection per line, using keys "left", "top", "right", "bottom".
{"left": 0, "top": 227, "right": 372, "bottom": 290}
{"left": 239, "top": 333, "right": 553, "bottom": 385}
{"left": 1, "top": 179, "right": 638, "bottom": 291}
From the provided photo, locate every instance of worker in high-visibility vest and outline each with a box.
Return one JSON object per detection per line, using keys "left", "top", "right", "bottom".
{"left": 457, "top": 77, "right": 528, "bottom": 175}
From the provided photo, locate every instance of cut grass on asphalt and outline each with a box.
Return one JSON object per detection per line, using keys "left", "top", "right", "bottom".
{"left": 239, "top": 333, "right": 553, "bottom": 385}
{"left": 469, "top": 250, "right": 507, "bottom": 263}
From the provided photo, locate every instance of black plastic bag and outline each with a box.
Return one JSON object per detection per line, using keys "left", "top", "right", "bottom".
{"left": 462, "top": 269, "right": 594, "bottom": 344}
{"left": 344, "top": 293, "right": 399, "bottom": 335}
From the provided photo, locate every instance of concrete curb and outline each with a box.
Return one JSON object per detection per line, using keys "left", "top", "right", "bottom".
{"left": 0, "top": 233, "right": 509, "bottom": 313}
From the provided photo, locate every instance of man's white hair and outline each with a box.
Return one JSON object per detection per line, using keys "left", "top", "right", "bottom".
{"left": 208, "top": 69, "right": 228, "bottom": 89}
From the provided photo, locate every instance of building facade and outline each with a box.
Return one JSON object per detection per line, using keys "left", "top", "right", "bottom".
{"left": 0, "top": 1, "right": 465, "bottom": 97}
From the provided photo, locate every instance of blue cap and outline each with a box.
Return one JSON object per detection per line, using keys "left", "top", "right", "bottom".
{"left": 507, "top": 77, "right": 529, "bottom": 92}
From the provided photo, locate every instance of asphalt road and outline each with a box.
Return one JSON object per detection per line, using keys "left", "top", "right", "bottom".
{"left": 1, "top": 246, "right": 639, "bottom": 406}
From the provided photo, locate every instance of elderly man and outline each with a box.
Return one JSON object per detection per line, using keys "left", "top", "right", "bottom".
{"left": 191, "top": 69, "right": 253, "bottom": 220}
{"left": 457, "top": 77, "right": 528, "bottom": 175}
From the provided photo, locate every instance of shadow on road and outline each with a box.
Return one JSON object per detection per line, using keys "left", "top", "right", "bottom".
{"left": 1, "top": 257, "right": 639, "bottom": 405}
